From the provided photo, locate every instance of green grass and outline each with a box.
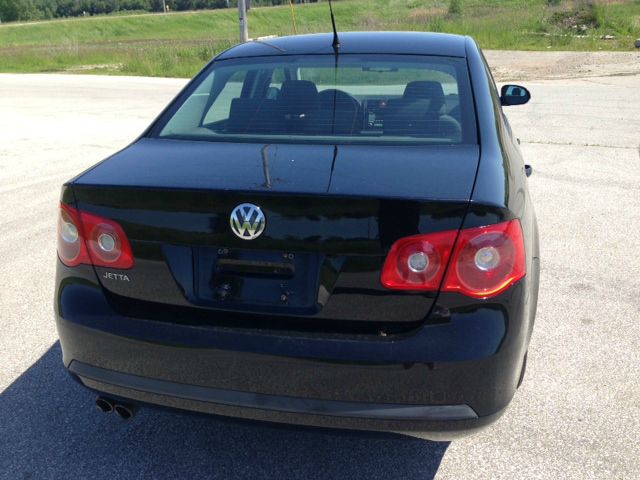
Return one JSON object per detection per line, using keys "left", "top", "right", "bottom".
{"left": 0, "top": 0, "right": 639, "bottom": 77}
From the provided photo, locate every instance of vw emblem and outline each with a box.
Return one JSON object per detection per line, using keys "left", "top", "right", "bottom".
{"left": 230, "top": 203, "right": 266, "bottom": 240}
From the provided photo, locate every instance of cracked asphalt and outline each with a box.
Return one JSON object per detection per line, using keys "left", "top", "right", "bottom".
{"left": 0, "top": 70, "right": 639, "bottom": 480}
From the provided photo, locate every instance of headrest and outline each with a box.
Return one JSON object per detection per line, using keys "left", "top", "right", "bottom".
{"left": 317, "top": 89, "right": 358, "bottom": 108}
{"left": 403, "top": 81, "right": 445, "bottom": 101}
{"left": 279, "top": 80, "right": 318, "bottom": 102}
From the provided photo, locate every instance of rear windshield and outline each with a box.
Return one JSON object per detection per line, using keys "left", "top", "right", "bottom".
{"left": 154, "top": 54, "right": 477, "bottom": 145}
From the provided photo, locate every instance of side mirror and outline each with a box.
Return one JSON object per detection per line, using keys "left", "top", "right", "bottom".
{"left": 500, "top": 85, "right": 531, "bottom": 106}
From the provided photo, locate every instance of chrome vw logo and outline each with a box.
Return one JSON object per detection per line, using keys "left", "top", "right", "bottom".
{"left": 229, "top": 203, "right": 266, "bottom": 240}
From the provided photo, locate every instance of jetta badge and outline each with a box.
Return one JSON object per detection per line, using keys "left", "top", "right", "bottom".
{"left": 230, "top": 203, "right": 266, "bottom": 240}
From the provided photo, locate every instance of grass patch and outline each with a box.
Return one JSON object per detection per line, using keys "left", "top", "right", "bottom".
{"left": 0, "top": 0, "right": 638, "bottom": 77}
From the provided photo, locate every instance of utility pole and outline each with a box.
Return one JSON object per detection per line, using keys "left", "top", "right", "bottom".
{"left": 238, "top": 0, "right": 249, "bottom": 43}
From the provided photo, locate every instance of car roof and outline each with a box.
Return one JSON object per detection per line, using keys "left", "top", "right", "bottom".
{"left": 216, "top": 32, "right": 468, "bottom": 60}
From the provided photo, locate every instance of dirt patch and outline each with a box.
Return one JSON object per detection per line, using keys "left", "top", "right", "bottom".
{"left": 406, "top": 7, "right": 448, "bottom": 23}
{"left": 549, "top": 0, "right": 600, "bottom": 32}
{"left": 484, "top": 50, "right": 640, "bottom": 81}
{"left": 64, "top": 63, "right": 123, "bottom": 72}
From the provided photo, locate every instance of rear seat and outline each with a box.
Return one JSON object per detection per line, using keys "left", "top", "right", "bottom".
{"left": 277, "top": 80, "right": 319, "bottom": 133}
{"left": 226, "top": 80, "right": 364, "bottom": 136}
{"left": 227, "top": 80, "right": 320, "bottom": 134}
{"left": 226, "top": 98, "right": 281, "bottom": 133}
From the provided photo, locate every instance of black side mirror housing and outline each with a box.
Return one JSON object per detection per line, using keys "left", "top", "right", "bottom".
{"left": 501, "top": 84, "right": 531, "bottom": 106}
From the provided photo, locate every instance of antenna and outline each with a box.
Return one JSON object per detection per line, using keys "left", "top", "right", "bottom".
{"left": 328, "top": 0, "right": 340, "bottom": 51}
{"left": 327, "top": 0, "right": 339, "bottom": 149}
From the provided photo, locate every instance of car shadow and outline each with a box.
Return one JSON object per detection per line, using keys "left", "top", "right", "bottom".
{"left": 0, "top": 343, "right": 449, "bottom": 480}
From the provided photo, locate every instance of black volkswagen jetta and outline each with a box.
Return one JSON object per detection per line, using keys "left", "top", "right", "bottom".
{"left": 55, "top": 32, "right": 539, "bottom": 438}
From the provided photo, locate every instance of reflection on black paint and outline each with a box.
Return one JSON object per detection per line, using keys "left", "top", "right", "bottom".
{"left": 378, "top": 200, "right": 421, "bottom": 246}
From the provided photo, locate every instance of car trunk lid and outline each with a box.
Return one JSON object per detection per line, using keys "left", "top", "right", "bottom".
{"left": 70, "top": 138, "right": 478, "bottom": 327}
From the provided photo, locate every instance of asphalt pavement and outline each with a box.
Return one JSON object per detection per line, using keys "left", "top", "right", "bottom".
{"left": 0, "top": 71, "right": 638, "bottom": 480}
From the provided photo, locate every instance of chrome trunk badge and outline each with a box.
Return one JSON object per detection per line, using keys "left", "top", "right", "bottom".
{"left": 230, "top": 203, "right": 266, "bottom": 240}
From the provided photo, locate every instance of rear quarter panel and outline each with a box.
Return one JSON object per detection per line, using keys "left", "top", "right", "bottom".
{"left": 464, "top": 37, "right": 540, "bottom": 345}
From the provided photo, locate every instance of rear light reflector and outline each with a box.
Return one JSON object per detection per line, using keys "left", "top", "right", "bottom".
{"left": 381, "top": 219, "right": 526, "bottom": 298}
{"left": 57, "top": 205, "right": 87, "bottom": 267}
{"left": 57, "top": 203, "right": 134, "bottom": 269}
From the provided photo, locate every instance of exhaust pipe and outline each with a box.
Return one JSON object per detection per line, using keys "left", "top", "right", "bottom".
{"left": 95, "top": 396, "right": 114, "bottom": 413}
{"left": 113, "top": 403, "right": 138, "bottom": 420}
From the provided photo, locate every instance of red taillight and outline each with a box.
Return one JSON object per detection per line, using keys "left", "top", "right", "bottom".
{"left": 57, "top": 203, "right": 134, "bottom": 269}
{"left": 381, "top": 230, "right": 458, "bottom": 291}
{"left": 442, "top": 219, "right": 526, "bottom": 298}
{"left": 381, "top": 219, "right": 526, "bottom": 298}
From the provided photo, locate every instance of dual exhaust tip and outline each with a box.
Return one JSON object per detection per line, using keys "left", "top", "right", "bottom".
{"left": 95, "top": 396, "right": 137, "bottom": 420}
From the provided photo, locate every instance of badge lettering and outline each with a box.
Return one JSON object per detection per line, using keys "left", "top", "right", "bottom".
{"left": 102, "top": 272, "right": 130, "bottom": 282}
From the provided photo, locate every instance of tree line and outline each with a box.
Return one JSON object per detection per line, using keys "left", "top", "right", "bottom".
{"left": 0, "top": 0, "right": 318, "bottom": 23}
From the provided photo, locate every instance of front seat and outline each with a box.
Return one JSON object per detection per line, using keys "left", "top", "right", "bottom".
{"left": 384, "top": 80, "right": 461, "bottom": 139}
{"left": 305, "top": 89, "right": 361, "bottom": 135}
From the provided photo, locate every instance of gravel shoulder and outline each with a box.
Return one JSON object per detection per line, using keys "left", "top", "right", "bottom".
{"left": 485, "top": 50, "right": 640, "bottom": 81}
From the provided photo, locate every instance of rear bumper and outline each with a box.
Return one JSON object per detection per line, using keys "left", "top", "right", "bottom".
{"left": 55, "top": 264, "right": 534, "bottom": 437}
{"left": 70, "top": 360, "right": 477, "bottom": 421}
{"left": 69, "top": 360, "right": 506, "bottom": 438}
